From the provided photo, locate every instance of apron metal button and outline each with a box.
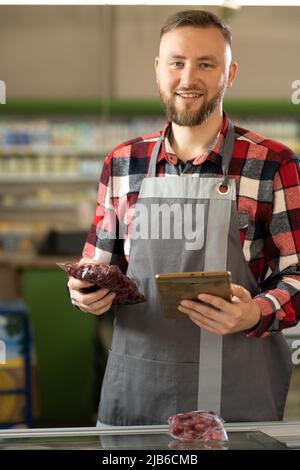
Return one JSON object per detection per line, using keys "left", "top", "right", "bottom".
{"left": 217, "top": 183, "right": 230, "bottom": 195}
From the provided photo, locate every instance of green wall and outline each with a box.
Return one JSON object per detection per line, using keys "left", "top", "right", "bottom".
{"left": 22, "top": 269, "right": 96, "bottom": 427}
{"left": 1, "top": 98, "right": 299, "bottom": 116}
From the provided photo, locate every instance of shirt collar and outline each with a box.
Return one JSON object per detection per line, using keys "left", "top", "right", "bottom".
{"left": 157, "top": 112, "right": 230, "bottom": 168}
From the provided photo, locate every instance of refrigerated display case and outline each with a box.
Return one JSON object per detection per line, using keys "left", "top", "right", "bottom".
{"left": 0, "top": 421, "right": 300, "bottom": 450}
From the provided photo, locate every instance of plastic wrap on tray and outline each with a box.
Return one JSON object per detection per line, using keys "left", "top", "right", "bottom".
{"left": 168, "top": 410, "right": 228, "bottom": 442}
{"left": 58, "top": 261, "right": 146, "bottom": 305}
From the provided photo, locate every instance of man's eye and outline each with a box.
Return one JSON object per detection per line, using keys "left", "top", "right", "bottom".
{"left": 171, "top": 62, "right": 184, "bottom": 68}
{"left": 200, "top": 63, "right": 213, "bottom": 69}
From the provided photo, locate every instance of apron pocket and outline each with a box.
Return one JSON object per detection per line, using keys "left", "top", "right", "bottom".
{"left": 99, "top": 350, "right": 199, "bottom": 425}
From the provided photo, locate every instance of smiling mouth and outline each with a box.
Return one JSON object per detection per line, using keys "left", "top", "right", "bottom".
{"left": 175, "top": 92, "right": 204, "bottom": 99}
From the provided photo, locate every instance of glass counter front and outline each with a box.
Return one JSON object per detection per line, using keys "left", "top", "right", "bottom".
{"left": 0, "top": 421, "right": 300, "bottom": 450}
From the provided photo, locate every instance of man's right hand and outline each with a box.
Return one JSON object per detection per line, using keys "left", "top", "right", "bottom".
{"left": 67, "top": 276, "right": 116, "bottom": 316}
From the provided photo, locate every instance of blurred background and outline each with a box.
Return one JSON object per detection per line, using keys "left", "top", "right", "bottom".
{"left": 0, "top": 4, "right": 299, "bottom": 428}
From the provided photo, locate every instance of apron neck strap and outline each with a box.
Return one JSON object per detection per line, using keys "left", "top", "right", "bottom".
{"left": 147, "top": 136, "right": 163, "bottom": 178}
{"left": 221, "top": 120, "right": 235, "bottom": 178}
{"left": 147, "top": 119, "right": 235, "bottom": 179}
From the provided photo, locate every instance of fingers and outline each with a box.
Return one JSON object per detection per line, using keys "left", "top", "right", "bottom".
{"left": 68, "top": 275, "right": 111, "bottom": 303}
{"left": 179, "top": 298, "right": 227, "bottom": 324}
{"left": 178, "top": 299, "right": 221, "bottom": 323}
{"left": 178, "top": 303, "right": 223, "bottom": 335}
{"left": 67, "top": 259, "right": 115, "bottom": 316}
{"left": 78, "top": 304, "right": 112, "bottom": 316}
{"left": 189, "top": 316, "right": 221, "bottom": 335}
{"left": 67, "top": 276, "right": 93, "bottom": 290}
{"left": 196, "top": 294, "right": 228, "bottom": 313}
{"left": 230, "top": 284, "right": 251, "bottom": 302}
{"left": 178, "top": 298, "right": 219, "bottom": 318}
{"left": 73, "top": 292, "right": 116, "bottom": 316}
{"left": 68, "top": 273, "right": 116, "bottom": 315}
{"left": 71, "top": 287, "right": 113, "bottom": 306}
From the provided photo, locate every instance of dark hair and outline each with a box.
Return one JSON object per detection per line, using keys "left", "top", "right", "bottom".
{"left": 160, "top": 10, "right": 232, "bottom": 46}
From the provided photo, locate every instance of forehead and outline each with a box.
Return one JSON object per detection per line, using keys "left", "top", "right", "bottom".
{"left": 159, "top": 26, "right": 229, "bottom": 59}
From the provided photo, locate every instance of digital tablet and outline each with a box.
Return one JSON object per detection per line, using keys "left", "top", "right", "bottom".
{"left": 155, "top": 271, "right": 232, "bottom": 319}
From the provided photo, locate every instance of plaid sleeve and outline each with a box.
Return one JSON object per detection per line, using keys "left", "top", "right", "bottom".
{"left": 247, "top": 151, "right": 300, "bottom": 338}
{"left": 82, "top": 151, "right": 127, "bottom": 273}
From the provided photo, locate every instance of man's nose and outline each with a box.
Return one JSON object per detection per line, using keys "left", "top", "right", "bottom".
{"left": 180, "top": 65, "right": 199, "bottom": 88}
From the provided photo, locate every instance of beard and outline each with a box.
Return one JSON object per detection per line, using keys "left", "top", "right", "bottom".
{"left": 158, "top": 86, "right": 226, "bottom": 127}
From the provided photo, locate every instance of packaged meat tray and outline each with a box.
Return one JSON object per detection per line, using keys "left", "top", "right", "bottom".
{"left": 58, "top": 261, "right": 146, "bottom": 305}
{"left": 168, "top": 410, "right": 228, "bottom": 442}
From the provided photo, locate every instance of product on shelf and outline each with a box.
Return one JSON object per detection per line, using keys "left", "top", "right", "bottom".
{"left": 168, "top": 410, "right": 228, "bottom": 442}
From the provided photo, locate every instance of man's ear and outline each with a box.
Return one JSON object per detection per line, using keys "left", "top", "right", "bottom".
{"left": 155, "top": 57, "right": 159, "bottom": 83}
{"left": 227, "top": 61, "right": 237, "bottom": 89}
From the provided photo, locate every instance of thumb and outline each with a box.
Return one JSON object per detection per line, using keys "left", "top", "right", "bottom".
{"left": 231, "top": 283, "right": 252, "bottom": 302}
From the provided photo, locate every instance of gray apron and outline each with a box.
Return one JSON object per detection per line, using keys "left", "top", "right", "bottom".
{"left": 99, "top": 121, "right": 292, "bottom": 425}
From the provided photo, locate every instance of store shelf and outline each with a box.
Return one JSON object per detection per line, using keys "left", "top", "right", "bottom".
{"left": 0, "top": 112, "right": 299, "bottom": 259}
{"left": 0, "top": 175, "right": 99, "bottom": 182}
{"left": 1, "top": 203, "right": 75, "bottom": 212}
{"left": 0, "top": 176, "right": 99, "bottom": 189}
{"left": 0, "top": 208, "right": 77, "bottom": 224}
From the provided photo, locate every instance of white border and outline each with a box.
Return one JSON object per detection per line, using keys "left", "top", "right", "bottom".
{"left": 0, "top": 1, "right": 300, "bottom": 7}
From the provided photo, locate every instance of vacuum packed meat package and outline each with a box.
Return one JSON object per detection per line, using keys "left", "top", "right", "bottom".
{"left": 168, "top": 410, "right": 228, "bottom": 442}
{"left": 58, "top": 261, "right": 146, "bottom": 305}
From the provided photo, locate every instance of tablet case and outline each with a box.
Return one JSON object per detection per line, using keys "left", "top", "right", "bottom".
{"left": 155, "top": 271, "right": 231, "bottom": 319}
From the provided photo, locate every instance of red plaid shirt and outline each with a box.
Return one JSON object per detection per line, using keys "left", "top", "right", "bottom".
{"left": 83, "top": 113, "right": 300, "bottom": 338}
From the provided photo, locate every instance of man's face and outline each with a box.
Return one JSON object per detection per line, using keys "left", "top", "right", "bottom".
{"left": 155, "top": 26, "right": 236, "bottom": 126}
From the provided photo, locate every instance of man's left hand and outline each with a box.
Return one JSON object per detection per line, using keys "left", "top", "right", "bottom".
{"left": 178, "top": 284, "right": 261, "bottom": 335}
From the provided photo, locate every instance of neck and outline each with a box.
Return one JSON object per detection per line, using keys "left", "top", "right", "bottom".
{"left": 170, "top": 107, "right": 223, "bottom": 163}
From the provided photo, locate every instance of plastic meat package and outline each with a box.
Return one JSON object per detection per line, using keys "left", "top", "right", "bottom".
{"left": 168, "top": 410, "right": 228, "bottom": 442}
{"left": 58, "top": 261, "right": 146, "bottom": 305}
